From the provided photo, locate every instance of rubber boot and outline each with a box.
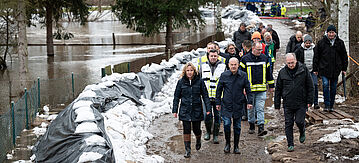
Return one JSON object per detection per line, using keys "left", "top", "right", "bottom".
{"left": 233, "top": 133, "right": 240, "bottom": 154}
{"left": 204, "top": 119, "right": 212, "bottom": 140}
{"left": 258, "top": 124, "right": 267, "bottom": 136}
{"left": 224, "top": 131, "right": 231, "bottom": 153}
{"left": 213, "top": 123, "right": 220, "bottom": 144}
{"left": 195, "top": 134, "right": 201, "bottom": 150}
{"left": 183, "top": 134, "right": 191, "bottom": 158}
{"left": 248, "top": 122, "right": 255, "bottom": 134}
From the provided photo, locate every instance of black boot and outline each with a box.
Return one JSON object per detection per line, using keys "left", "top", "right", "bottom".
{"left": 233, "top": 133, "right": 240, "bottom": 154}
{"left": 258, "top": 124, "right": 267, "bottom": 136}
{"left": 213, "top": 123, "right": 220, "bottom": 144}
{"left": 195, "top": 134, "right": 201, "bottom": 150}
{"left": 183, "top": 134, "right": 191, "bottom": 158}
{"left": 204, "top": 120, "right": 212, "bottom": 140}
{"left": 248, "top": 123, "right": 255, "bottom": 134}
{"left": 224, "top": 131, "right": 231, "bottom": 153}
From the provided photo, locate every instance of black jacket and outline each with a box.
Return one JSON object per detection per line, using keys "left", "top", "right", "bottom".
{"left": 272, "top": 29, "right": 280, "bottom": 50}
{"left": 286, "top": 35, "right": 302, "bottom": 53}
{"left": 172, "top": 75, "right": 211, "bottom": 121}
{"left": 313, "top": 35, "right": 348, "bottom": 79}
{"left": 224, "top": 47, "right": 241, "bottom": 69}
{"left": 274, "top": 62, "right": 314, "bottom": 109}
{"left": 216, "top": 70, "right": 253, "bottom": 119}
{"left": 233, "top": 29, "right": 251, "bottom": 49}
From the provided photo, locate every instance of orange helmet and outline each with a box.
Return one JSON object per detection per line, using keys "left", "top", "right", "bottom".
{"left": 251, "top": 32, "right": 262, "bottom": 41}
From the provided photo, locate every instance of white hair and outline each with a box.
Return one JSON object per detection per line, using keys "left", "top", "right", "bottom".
{"left": 229, "top": 57, "right": 239, "bottom": 64}
{"left": 285, "top": 53, "right": 297, "bottom": 60}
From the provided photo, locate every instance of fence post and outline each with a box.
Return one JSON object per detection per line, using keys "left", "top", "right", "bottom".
{"left": 72, "top": 72, "right": 75, "bottom": 98}
{"left": 101, "top": 68, "right": 105, "bottom": 78}
{"left": 127, "top": 62, "right": 130, "bottom": 73}
{"left": 25, "top": 88, "right": 29, "bottom": 130}
{"left": 37, "top": 77, "right": 40, "bottom": 109}
{"left": 11, "top": 101, "right": 15, "bottom": 146}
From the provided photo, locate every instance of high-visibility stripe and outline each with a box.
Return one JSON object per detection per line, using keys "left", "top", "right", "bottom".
{"left": 263, "top": 64, "right": 266, "bottom": 84}
{"left": 198, "top": 55, "right": 225, "bottom": 98}
{"left": 246, "top": 62, "right": 266, "bottom": 66}
{"left": 240, "top": 62, "right": 246, "bottom": 68}
{"left": 268, "top": 80, "right": 274, "bottom": 84}
{"left": 266, "top": 62, "right": 270, "bottom": 68}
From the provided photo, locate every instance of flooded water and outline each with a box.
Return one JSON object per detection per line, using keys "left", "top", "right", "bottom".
{"left": 0, "top": 20, "right": 216, "bottom": 114}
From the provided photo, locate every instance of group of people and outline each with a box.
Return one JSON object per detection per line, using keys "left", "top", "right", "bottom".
{"left": 172, "top": 23, "right": 348, "bottom": 157}
{"left": 245, "top": 2, "right": 286, "bottom": 17}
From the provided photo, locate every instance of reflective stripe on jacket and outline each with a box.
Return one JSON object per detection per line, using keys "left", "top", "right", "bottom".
{"left": 240, "top": 52, "right": 274, "bottom": 92}
{"left": 197, "top": 56, "right": 226, "bottom": 99}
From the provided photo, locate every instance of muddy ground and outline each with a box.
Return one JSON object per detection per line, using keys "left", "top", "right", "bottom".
{"left": 146, "top": 19, "right": 359, "bottom": 163}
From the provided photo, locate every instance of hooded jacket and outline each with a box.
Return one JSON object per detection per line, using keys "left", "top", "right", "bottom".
{"left": 286, "top": 35, "right": 303, "bottom": 53}
{"left": 274, "top": 62, "right": 314, "bottom": 109}
{"left": 173, "top": 75, "right": 211, "bottom": 121}
{"left": 295, "top": 42, "right": 315, "bottom": 72}
{"left": 233, "top": 28, "right": 251, "bottom": 49}
{"left": 313, "top": 34, "right": 348, "bottom": 79}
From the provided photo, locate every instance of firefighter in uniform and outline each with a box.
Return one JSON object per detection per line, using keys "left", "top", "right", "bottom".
{"left": 195, "top": 46, "right": 226, "bottom": 144}
{"left": 240, "top": 42, "right": 274, "bottom": 136}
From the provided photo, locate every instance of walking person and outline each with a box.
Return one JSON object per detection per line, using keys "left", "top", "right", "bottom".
{"left": 216, "top": 58, "right": 253, "bottom": 154}
{"left": 286, "top": 31, "right": 303, "bottom": 53}
{"left": 172, "top": 62, "right": 211, "bottom": 158}
{"left": 233, "top": 22, "right": 251, "bottom": 50}
{"left": 313, "top": 25, "right": 348, "bottom": 111}
{"left": 294, "top": 34, "right": 319, "bottom": 109}
{"left": 274, "top": 53, "right": 314, "bottom": 152}
{"left": 196, "top": 49, "right": 226, "bottom": 144}
{"left": 240, "top": 42, "right": 275, "bottom": 136}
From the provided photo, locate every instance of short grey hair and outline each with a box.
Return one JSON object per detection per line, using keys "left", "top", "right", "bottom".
{"left": 285, "top": 53, "right": 297, "bottom": 60}
{"left": 229, "top": 57, "right": 239, "bottom": 64}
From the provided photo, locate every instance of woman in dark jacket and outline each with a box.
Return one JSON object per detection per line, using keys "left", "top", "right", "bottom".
{"left": 172, "top": 62, "right": 211, "bottom": 158}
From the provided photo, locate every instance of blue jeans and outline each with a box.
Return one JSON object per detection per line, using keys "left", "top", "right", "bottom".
{"left": 322, "top": 76, "right": 338, "bottom": 107}
{"left": 205, "top": 101, "right": 221, "bottom": 125}
{"left": 222, "top": 116, "right": 242, "bottom": 135}
{"left": 248, "top": 91, "right": 266, "bottom": 125}
{"left": 311, "top": 72, "right": 319, "bottom": 105}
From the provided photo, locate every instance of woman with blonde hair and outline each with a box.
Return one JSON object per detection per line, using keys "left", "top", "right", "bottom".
{"left": 173, "top": 62, "right": 211, "bottom": 158}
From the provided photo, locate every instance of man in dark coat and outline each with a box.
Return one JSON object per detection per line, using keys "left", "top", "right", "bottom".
{"left": 286, "top": 31, "right": 303, "bottom": 53}
{"left": 275, "top": 53, "right": 314, "bottom": 152}
{"left": 267, "top": 24, "right": 280, "bottom": 58}
{"left": 216, "top": 57, "right": 253, "bottom": 154}
{"left": 233, "top": 23, "right": 251, "bottom": 50}
{"left": 313, "top": 25, "right": 348, "bottom": 111}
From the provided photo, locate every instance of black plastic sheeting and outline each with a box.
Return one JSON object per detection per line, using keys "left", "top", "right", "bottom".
{"left": 32, "top": 65, "right": 177, "bottom": 163}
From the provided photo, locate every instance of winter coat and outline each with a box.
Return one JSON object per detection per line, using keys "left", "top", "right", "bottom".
{"left": 272, "top": 29, "right": 280, "bottom": 51}
{"left": 216, "top": 70, "right": 253, "bottom": 118}
{"left": 233, "top": 29, "right": 251, "bottom": 49}
{"left": 286, "top": 35, "right": 303, "bottom": 53}
{"left": 294, "top": 42, "right": 315, "bottom": 72}
{"left": 173, "top": 75, "right": 211, "bottom": 121}
{"left": 313, "top": 35, "right": 348, "bottom": 79}
{"left": 274, "top": 62, "right": 314, "bottom": 109}
{"left": 224, "top": 47, "right": 241, "bottom": 69}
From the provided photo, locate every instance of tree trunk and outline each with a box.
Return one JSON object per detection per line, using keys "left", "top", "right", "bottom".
{"left": 165, "top": 16, "right": 174, "bottom": 58}
{"left": 17, "top": 0, "right": 28, "bottom": 73}
{"left": 98, "top": 0, "right": 102, "bottom": 13}
{"left": 46, "top": 3, "right": 55, "bottom": 56}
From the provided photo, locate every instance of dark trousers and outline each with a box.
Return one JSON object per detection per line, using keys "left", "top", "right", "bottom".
{"left": 205, "top": 101, "right": 221, "bottom": 125}
{"left": 284, "top": 107, "right": 306, "bottom": 147}
{"left": 183, "top": 121, "right": 201, "bottom": 136}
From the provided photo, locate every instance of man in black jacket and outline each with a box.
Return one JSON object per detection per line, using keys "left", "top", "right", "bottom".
{"left": 275, "top": 53, "right": 314, "bottom": 152}
{"left": 286, "top": 31, "right": 303, "bottom": 53}
{"left": 233, "top": 23, "right": 251, "bottom": 50}
{"left": 267, "top": 24, "right": 280, "bottom": 58}
{"left": 313, "top": 25, "right": 348, "bottom": 111}
{"left": 216, "top": 58, "right": 253, "bottom": 154}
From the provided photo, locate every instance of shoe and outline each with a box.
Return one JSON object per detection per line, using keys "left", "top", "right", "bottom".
{"left": 204, "top": 121, "right": 212, "bottom": 140}
{"left": 329, "top": 107, "right": 334, "bottom": 112}
{"left": 258, "top": 124, "right": 267, "bottom": 136}
{"left": 287, "top": 146, "right": 294, "bottom": 152}
{"left": 224, "top": 131, "right": 231, "bottom": 153}
{"left": 314, "top": 105, "right": 320, "bottom": 109}
{"left": 323, "top": 106, "right": 329, "bottom": 112}
{"left": 233, "top": 134, "right": 241, "bottom": 154}
{"left": 242, "top": 115, "right": 248, "bottom": 121}
{"left": 195, "top": 135, "right": 201, "bottom": 150}
{"left": 248, "top": 123, "right": 255, "bottom": 134}
{"left": 300, "top": 132, "right": 306, "bottom": 143}
{"left": 213, "top": 123, "right": 220, "bottom": 144}
{"left": 183, "top": 134, "right": 191, "bottom": 158}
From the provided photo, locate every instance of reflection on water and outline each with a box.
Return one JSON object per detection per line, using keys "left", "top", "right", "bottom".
{"left": 0, "top": 20, "right": 216, "bottom": 113}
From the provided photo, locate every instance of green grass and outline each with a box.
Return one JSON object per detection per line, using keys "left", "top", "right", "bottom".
{"left": 286, "top": 8, "right": 314, "bottom": 16}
